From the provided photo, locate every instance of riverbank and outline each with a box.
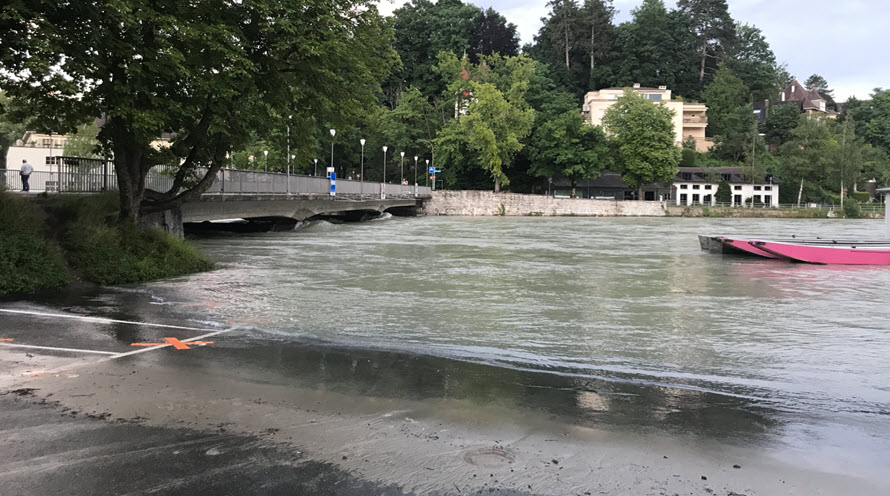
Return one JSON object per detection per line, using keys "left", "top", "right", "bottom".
{"left": 0, "top": 192, "right": 214, "bottom": 296}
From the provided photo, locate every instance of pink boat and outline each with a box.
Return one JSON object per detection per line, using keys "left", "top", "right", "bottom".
{"left": 750, "top": 241, "right": 890, "bottom": 265}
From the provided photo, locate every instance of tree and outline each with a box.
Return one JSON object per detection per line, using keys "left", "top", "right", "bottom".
{"left": 469, "top": 8, "right": 520, "bottom": 62}
{"left": 581, "top": 0, "right": 616, "bottom": 86}
{"left": 852, "top": 89, "right": 890, "bottom": 154}
{"left": 63, "top": 123, "right": 101, "bottom": 159}
{"left": 602, "top": 89, "right": 681, "bottom": 199}
{"left": 545, "top": 0, "right": 583, "bottom": 69}
{"left": 677, "top": 0, "right": 736, "bottom": 84}
{"left": 0, "top": 92, "right": 29, "bottom": 170}
{"left": 765, "top": 103, "right": 802, "bottom": 146}
{"left": 606, "top": 0, "right": 698, "bottom": 98}
{"left": 702, "top": 68, "right": 749, "bottom": 137}
{"left": 724, "top": 23, "right": 781, "bottom": 101}
{"left": 777, "top": 115, "right": 837, "bottom": 205}
{"left": 804, "top": 74, "right": 835, "bottom": 105}
{"left": 715, "top": 180, "right": 732, "bottom": 203}
{"left": 529, "top": 111, "right": 611, "bottom": 197}
{"left": 389, "top": 0, "right": 482, "bottom": 102}
{"left": 2, "top": 0, "right": 398, "bottom": 221}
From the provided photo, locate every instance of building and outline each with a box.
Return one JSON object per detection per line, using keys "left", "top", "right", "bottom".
{"left": 5, "top": 123, "right": 172, "bottom": 173}
{"left": 583, "top": 83, "right": 713, "bottom": 152}
{"left": 551, "top": 172, "right": 673, "bottom": 201}
{"left": 778, "top": 79, "right": 837, "bottom": 118}
{"left": 673, "top": 167, "right": 779, "bottom": 207}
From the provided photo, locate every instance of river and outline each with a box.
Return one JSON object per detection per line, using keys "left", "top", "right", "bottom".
{"left": 25, "top": 215, "right": 890, "bottom": 483}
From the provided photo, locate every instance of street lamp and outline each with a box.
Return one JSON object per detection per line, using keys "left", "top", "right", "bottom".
{"left": 314, "top": 158, "right": 318, "bottom": 176}
{"left": 382, "top": 146, "right": 388, "bottom": 184}
{"left": 426, "top": 159, "right": 430, "bottom": 188}
{"left": 360, "top": 138, "right": 366, "bottom": 196}
{"left": 329, "top": 129, "right": 336, "bottom": 178}
{"left": 414, "top": 156, "right": 418, "bottom": 196}
{"left": 263, "top": 150, "right": 268, "bottom": 172}
{"left": 400, "top": 151, "right": 405, "bottom": 185}
{"left": 286, "top": 115, "right": 292, "bottom": 193}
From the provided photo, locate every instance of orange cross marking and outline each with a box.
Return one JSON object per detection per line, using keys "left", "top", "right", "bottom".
{"left": 130, "top": 337, "right": 213, "bottom": 350}
{"left": 0, "top": 339, "right": 13, "bottom": 342}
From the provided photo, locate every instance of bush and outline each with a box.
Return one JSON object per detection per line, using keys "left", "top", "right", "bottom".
{"left": 849, "top": 191, "right": 871, "bottom": 203}
{"left": 843, "top": 199, "right": 862, "bottom": 219}
{"left": 0, "top": 193, "right": 71, "bottom": 294}
{"left": 49, "top": 194, "right": 215, "bottom": 285}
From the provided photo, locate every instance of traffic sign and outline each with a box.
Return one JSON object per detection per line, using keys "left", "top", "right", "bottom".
{"left": 428, "top": 166, "right": 435, "bottom": 174}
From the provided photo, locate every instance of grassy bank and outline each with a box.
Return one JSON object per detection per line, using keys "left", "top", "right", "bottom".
{"left": 0, "top": 192, "right": 215, "bottom": 296}
{"left": 667, "top": 204, "right": 883, "bottom": 219}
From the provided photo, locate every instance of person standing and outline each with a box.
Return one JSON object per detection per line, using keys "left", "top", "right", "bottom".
{"left": 20, "top": 159, "right": 33, "bottom": 192}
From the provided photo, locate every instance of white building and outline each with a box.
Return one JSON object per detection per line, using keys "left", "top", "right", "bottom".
{"left": 5, "top": 131, "right": 68, "bottom": 172}
{"left": 674, "top": 167, "right": 779, "bottom": 207}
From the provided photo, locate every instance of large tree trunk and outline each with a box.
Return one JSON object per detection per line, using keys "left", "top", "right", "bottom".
{"left": 494, "top": 177, "right": 501, "bottom": 193}
{"left": 114, "top": 146, "right": 146, "bottom": 223}
{"left": 638, "top": 185, "right": 644, "bottom": 201}
{"left": 590, "top": 22, "right": 595, "bottom": 74}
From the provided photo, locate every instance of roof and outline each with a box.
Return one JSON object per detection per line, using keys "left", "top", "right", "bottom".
{"left": 600, "top": 86, "right": 664, "bottom": 91}
{"left": 676, "top": 167, "right": 779, "bottom": 185}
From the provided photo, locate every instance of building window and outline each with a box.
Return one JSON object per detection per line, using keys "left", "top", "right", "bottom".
{"left": 722, "top": 174, "right": 732, "bottom": 181}
{"left": 764, "top": 186, "right": 772, "bottom": 191}
{"left": 754, "top": 195, "right": 761, "bottom": 204}
{"left": 680, "top": 184, "right": 688, "bottom": 189}
{"left": 681, "top": 173, "right": 692, "bottom": 181}
{"left": 704, "top": 185, "right": 712, "bottom": 190}
{"left": 680, "top": 194, "right": 688, "bottom": 204}
{"left": 734, "top": 186, "right": 742, "bottom": 191}
{"left": 764, "top": 195, "right": 772, "bottom": 206}
{"left": 754, "top": 185, "right": 761, "bottom": 191}
{"left": 645, "top": 94, "right": 662, "bottom": 101}
{"left": 703, "top": 194, "right": 712, "bottom": 204}
{"left": 692, "top": 185, "right": 700, "bottom": 190}
{"left": 734, "top": 194, "right": 742, "bottom": 205}
{"left": 692, "top": 194, "right": 700, "bottom": 204}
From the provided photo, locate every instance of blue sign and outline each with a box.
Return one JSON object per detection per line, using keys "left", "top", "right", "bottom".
{"left": 429, "top": 167, "right": 435, "bottom": 174}
{"left": 330, "top": 172, "right": 336, "bottom": 196}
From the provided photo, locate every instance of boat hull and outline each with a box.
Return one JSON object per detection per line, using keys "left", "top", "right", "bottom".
{"left": 751, "top": 241, "right": 890, "bottom": 265}
{"left": 719, "top": 238, "right": 780, "bottom": 259}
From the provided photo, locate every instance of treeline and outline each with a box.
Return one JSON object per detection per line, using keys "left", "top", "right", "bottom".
{"left": 3, "top": 0, "right": 888, "bottom": 205}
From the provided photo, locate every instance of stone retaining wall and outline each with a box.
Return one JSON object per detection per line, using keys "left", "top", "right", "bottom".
{"left": 422, "top": 190, "right": 666, "bottom": 217}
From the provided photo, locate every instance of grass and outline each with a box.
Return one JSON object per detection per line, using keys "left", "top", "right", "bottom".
{"left": 0, "top": 192, "right": 215, "bottom": 295}
{"left": 0, "top": 193, "right": 71, "bottom": 295}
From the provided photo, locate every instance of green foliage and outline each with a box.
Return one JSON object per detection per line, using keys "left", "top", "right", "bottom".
{"left": 765, "top": 103, "right": 802, "bottom": 146}
{"left": 849, "top": 191, "right": 871, "bottom": 203}
{"left": 0, "top": 193, "right": 70, "bottom": 294}
{"left": 3, "top": 0, "right": 399, "bottom": 220}
{"left": 711, "top": 104, "right": 759, "bottom": 162}
{"left": 702, "top": 67, "right": 749, "bottom": 137}
{"left": 680, "top": 147, "right": 697, "bottom": 167}
{"left": 715, "top": 180, "right": 732, "bottom": 203}
{"left": 842, "top": 199, "right": 861, "bottom": 218}
{"left": 46, "top": 194, "right": 215, "bottom": 286}
{"left": 62, "top": 123, "right": 101, "bottom": 159}
{"left": 849, "top": 89, "right": 890, "bottom": 154}
{"left": 804, "top": 74, "right": 835, "bottom": 106}
{"left": 723, "top": 23, "right": 781, "bottom": 101}
{"left": 603, "top": 89, "right": 681, "bottom": 196}
{"left": 0, "top": 92, "right": 29, "bottom": 170}
{"left": 469, "top": 8, "right": 520, "bottom": 62}
{"left": 529, "top": 112, "right": 611, "bottom": 196}
{"left": 677, "top": 0, "right": 737, "bottom": 85}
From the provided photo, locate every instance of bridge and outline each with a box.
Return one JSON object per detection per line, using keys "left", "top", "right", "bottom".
{"left": 1, "top": 161, "right": 432, "bottom": 234}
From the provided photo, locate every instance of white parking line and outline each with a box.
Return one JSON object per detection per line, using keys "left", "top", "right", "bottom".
{"left": 0, "top": 309, "right": 217, "bottom": 332}
{"left": 99, "top": 327, "right": 240, "bottom": 361}
{"left": 0, "top": 343, "right": 119, "bottom": 355}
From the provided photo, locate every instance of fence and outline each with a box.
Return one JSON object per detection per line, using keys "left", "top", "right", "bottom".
{"left": 689, "top": 201, "right": 885, "bottom": 212}
{"left": 1, "top": 161, "right": 431, "bottom": 199}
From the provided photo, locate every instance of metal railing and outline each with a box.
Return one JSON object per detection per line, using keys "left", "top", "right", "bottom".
{"left": 678, "top": 201, "right": 884, "bottom": 212}
{"left": 0, "top": 166, "right": 431, "bottom": 199}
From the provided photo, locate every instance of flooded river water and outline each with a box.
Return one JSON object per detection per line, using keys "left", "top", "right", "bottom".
{"left": 19, "top": 215, "right": 890, "bottom": 482}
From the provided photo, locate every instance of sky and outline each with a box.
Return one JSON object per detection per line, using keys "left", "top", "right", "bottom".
{"left": 375, "top": 0, "right": 890, "bottom": 101}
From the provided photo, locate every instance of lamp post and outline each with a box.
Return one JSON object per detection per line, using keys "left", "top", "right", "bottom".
{"left": 329, "top": 129, "right": 336, "bottom": 178}
{"left": 286, "top": 115, "right": 291, "bottom": 194}
{"left": 263, "top": 150, "right": 268, "bottom": 172}
{"left": 400, "top": 151, "right": 405, "bottom": 185}
{"left": 314, "top": 158, "right": 318, "bottom": 176}
{"left": 382, "top": 146, "right": 388, "bottom": 199}
{"left": 414, "top": 156, "right": 418, "bottom": 197}
{"left": 426, "top": 159, "right": 430, "bottom": 188}
{"left": 360, "top": 138, "right": 366, "bottom": 196}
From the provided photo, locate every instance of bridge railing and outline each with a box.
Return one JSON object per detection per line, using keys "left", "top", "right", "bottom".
{"left": 1, "top": 166, "right": 432, "bottom": 198}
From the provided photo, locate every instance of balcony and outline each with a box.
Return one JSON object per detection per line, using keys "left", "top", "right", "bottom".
{"left": 683, "top": 116, "right": 707, "bottom": 126}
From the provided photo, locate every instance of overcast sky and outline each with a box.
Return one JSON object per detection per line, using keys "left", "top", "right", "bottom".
{"left": 375, "top": 0, "right": 889, "bottom": 101}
